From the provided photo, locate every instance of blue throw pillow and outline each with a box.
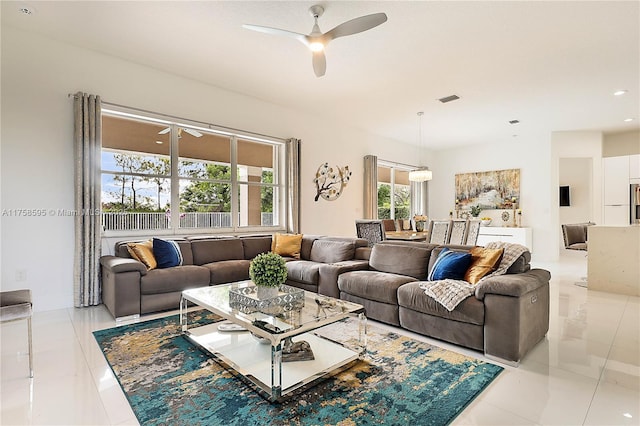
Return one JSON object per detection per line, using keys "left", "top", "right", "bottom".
{"left": 428, "top": 248, "right": 472, "bottom": 281}
{"left": 153, "top": 238, "right": 183, "bottom": 269}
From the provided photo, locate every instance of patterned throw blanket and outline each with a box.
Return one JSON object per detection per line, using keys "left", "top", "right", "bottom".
{"left": 419, "top": 242, "right": 528, "bottom": 311}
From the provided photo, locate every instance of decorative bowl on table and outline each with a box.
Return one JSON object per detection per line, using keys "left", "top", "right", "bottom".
{"left": 480, "top": 218, "right": 492, "bottom": 226}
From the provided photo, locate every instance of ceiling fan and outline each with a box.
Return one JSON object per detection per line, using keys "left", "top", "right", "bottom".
{"left": 158, "top": 127, "right": 202, "bottom": 138}
{"left": 243, "top": 5, "right": 387, "bottom": 77}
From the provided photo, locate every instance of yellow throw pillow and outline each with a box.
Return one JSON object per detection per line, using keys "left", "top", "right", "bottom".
{"left": 271, "top": 233, "right": 303, "bottom": 259}
{"left": 464, "top": 247, "right": 504, "bottom": 284}
{"left": 127, "top": 240, "right": 157, "bottom": 270}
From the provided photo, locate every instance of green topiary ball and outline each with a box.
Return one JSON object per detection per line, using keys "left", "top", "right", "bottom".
{"left": 249, "top": 252, "right": 288, "bottom": 288}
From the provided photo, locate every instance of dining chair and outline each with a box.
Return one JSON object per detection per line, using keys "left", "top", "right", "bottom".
{"left": 465, "top": 219, "right": 482, "bottom": 245}
{"left": 448, "top": 219, "right": 468, "bottom": 244}
{"left": 428, "top": 220, "right": 451, "bottom": 244}
{"left": 355, "top": 220, "right": 386, "bottom": 247}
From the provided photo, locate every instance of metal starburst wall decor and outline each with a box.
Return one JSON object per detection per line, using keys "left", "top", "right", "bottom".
{"left": 314, "top": 163, "right": 352, "bottom": 201}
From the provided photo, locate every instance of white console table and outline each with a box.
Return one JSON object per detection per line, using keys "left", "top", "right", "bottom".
{"left": 476, "top": 226, "right": 532, "bottom": 250}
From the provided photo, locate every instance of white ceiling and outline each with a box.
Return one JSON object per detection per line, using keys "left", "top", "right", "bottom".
{"left": 3, "top": 1, "right": 639, "bottom": 149}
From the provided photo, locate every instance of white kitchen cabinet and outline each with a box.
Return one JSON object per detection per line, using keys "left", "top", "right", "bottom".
{"left": 477, "top": 227, "right": 532, "bottom": 251}
{"left": 603, "top": 205, "right": 629, "bottom": 226}
{"left": 630, "top": 154, "right": 640, "bottom": 180}
{"left": 603, "top": 156, "right": 630, "bottom": 205}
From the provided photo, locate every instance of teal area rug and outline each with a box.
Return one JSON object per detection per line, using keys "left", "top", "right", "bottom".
{"left": 93, "top": 312, "right": 502, "bottom": 425}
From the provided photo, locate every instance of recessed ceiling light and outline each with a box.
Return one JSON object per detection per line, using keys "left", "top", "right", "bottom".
{"left": 509, "top": 120, "right": 520, "bottom": 125}
{"left": 155, "top": 141, "right": 164, "bottom": 144}
{"left": 614, "top": 90, "right": 628, "bottom": 96}
{"left": 624, "top": 118, "right": 635, "bottom": 122}
{"left": 18, "top": 6, "right": 35, "bottom": 15}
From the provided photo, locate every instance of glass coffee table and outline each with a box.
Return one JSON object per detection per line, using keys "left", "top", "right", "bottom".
{"left": 180, "top": 281, "right": 366, "bottom": 402}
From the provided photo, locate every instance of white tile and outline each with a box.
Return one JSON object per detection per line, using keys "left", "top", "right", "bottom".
{"left": 525, "top": 336, "right": 609, "bottom": 380}
{"left": 454, "top": 399, "right": 540, "bottom": 425}
{"left": 584, "top": 381, "right": 640, "bottom": 425}
{"left": 481, "top": 361, "right": 599, "bottom": 425}
{"left": 602, "top": 342, "right": 640, "bottom": 392}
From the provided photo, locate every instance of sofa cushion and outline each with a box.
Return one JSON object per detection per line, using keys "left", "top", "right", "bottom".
{"left": 369, "top": 244, "right": 431, "bottom": 280}
{"left": 464, "top": 247, "right": 504, "bottom": 284}
{"left": 127, "top": 241, "right": 157, "bottom": 270}
{"left": 286, "top": 260, "right": 321, "bottom": 285}
{"left": 191, "top": 238, "right": 244, "bottom": 265}
{"left": 428, "top": 248, "right": 472, "bottom": 281}
{"left": 241, "top": 236, "right": 272, "bottom": 260}
{"left": 300, "top": 235, "right": 324, "bottom": 260}
{"left": 140, "top": 265, "right": 210, "bottom": 295}
{"left": 338, "top": 270, "right": 416, "bottom": 305}
{"left": 271, "top": 233, "right": 303, "bottom": 259}
{"left": 204, "top": 260, "right": 251, "bottom": 285}
{"left": 153, "top": 238, "right": 183, "bottom": 269}
{"left": 310, "top": 240, "right": 356, "bottom": 264}
{"left": 398, "top": 281, "right": 485, "bottom": 325}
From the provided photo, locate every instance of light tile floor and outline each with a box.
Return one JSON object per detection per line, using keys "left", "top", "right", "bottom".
{"left": 1, "top": 252, "right": 638, "bottom": 425}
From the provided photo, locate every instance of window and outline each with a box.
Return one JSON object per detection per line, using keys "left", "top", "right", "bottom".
{"left": 101, "top": 109, "right": 284, "bottom": 234}
{"left": 377, "top": 163, "right": 411, "bottom": 220}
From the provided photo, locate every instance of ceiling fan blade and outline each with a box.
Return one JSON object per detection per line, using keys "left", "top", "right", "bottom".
{"left": 183, "top": 128, "right": 203, "bottom": 138}
{"left": 324, "top": 13, "right": 387, "bottom": 41}
{"left": 312, "top": 50, "right": 326, "bottom": 77}
{"left": 158, "top": 127, "right": 170, "bottom": 135}
{"left": 242, "top": 24, "right": 309, "bottom": 46}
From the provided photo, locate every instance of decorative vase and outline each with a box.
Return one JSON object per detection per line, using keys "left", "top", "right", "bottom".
{"left": 415, "top": 221, "right": 425, "bottom": 232}
{"left": 256, "top": 285, "right": 279, "bottom": 300}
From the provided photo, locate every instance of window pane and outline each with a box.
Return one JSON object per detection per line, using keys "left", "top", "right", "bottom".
{"left": 179, "top": 131, "right": 231, "bottom": 179}
{"left": 102, "top": 115, "right": 170, "bottom": 160}
{"left": 179, "top": 179, "right": 231, "bottom": 228}
{"left": 394, "top": 184, "right": 411, "bottom": 219}
{"left": 377, "top": 183, "right": 391, "bottom": 219}
{"left": 237, "top": 139, "right": 275, "bottom": 179}
{"left": 238, "top": 184, "right": 278, "bottom": 227}
{"left": 101, "top": 114, "right": 172, "bottom": 231}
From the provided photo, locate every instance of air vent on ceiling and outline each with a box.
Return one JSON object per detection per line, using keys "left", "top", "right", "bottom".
{"left": 509, "top": 119, "right": 520, "bottom": 124}
{"left": 438, "top": 95, "right": 460, "bottom": 104}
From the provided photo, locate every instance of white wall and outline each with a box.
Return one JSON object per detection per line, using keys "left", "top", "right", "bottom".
{"left": 429, "top": 138, "right": 553, "bottom": 261}
{"left": 559, "top": 158, "right": 592, "bottom": 224}
{"left": 0, "top": 26, "right": 424, "bottom": 311}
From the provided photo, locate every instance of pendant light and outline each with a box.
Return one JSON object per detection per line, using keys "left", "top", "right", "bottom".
{"left": 409, "top": 111, "right": 433, "bottom": 182}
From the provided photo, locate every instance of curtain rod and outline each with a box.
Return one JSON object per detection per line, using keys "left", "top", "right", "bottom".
{"left": 68, "top": 93, "right": 287, "bottom": 143}
{"left": 378, "top": 158, "right": 430, "bottom": 170}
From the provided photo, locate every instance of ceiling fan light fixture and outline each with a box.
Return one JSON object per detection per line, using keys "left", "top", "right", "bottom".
{"left": 309, "top": 41, "right": 324, "bottom": 52}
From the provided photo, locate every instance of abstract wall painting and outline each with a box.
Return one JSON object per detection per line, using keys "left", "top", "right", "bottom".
{"left": 455, "top": 168, "right": 520, "bottom": 209}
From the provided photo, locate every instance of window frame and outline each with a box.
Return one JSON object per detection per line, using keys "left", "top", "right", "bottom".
{"left": 101, "top": 107, "right": 287, "bottom": 237}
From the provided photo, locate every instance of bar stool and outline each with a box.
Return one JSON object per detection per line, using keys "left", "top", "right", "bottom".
{"left": 0, "top": 289, "right": 33, "bottom": 377}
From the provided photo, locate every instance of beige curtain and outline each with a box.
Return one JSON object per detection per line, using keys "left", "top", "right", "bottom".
{"left": 73, "top": 92, "right": 102, "bottom": 307}
{"left": 363, "top": 155, "right": 378, "bottom": 219}
{"left": 286, "top": 138, "right": 301, "bottom": 233}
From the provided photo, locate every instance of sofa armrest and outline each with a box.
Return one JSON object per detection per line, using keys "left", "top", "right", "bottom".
{"left": 100, "top": 255, "right": 148, "bottom": 275}
{"left": 100, "top": 256, "right": 145, "bottom": 319}
{"left": 318, "top": 260, "right": 370, "bottom": 298}
{"left": 475, "top": 269, "right": 551, "bottom": 300}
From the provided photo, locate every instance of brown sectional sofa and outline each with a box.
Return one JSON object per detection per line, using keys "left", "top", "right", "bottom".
{"left": 99, "top": 235, "right": 369, "bottom": 319}
{"left": 338, "top": 241, "right": 550, "bottom": 364}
